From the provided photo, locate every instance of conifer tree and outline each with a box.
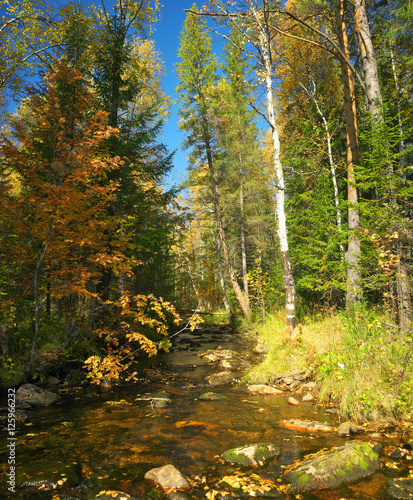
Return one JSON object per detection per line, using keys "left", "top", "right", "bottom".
{"left": 176, "top": 5, "right": 251, "bottom": 318}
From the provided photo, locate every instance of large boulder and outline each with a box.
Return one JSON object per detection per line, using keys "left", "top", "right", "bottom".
{"left": 144, "top": 464, "right": 189, "bottom": 490}
{"left": 283, "top": 440, "right": 380, "bottom": 493}
{"left": 221, "top": 443, "right": 281, "bottom": 467}
{"left": 16, "top": 384, "right": 59, "bottom": 406}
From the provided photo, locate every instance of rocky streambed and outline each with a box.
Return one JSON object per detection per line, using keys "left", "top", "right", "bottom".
{"left": 1, "top": 325, "right": 413, "bottom": 499}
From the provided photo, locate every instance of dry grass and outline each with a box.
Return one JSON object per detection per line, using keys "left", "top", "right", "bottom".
{"left": 242, "top": 308, "right": 412, "bottom": 423}
{"left": 242, "top": 312, "right": 344, "bottom": 383}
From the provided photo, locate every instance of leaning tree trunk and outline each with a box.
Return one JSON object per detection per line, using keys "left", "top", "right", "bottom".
{"left": 203, "top": 127, "right": 251, "bottom": 318}
{"left": 336, "top": 1, "right": 363, "bottom": 307}
{"left": 255, "top": 15, "right": 295, "bottom": 331}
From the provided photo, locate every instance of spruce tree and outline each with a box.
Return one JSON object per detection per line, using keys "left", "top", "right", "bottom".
{"left": 176, "top": 5, "right": 251, "bottom": 317}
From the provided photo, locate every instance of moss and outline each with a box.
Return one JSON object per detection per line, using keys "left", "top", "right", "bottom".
{"left": 297, "top": 473, "right": 309, "bottom": 484}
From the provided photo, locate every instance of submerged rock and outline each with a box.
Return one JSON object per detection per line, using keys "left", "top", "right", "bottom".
{"left": 279, "top": 419, "right": 334, "bottom": 433}
{"left": 205, "top": 371, "right": 235, "bottom": 386}
{"left": 337, "top": 421, "right": 365, "bottom": 437}
{"left": 16, "top": 383, "right": 59, "bottom": 406}
{"left": 283, "top": 440, "right": 380, "bottom": 493}
{"left": 151, "top": 392, "right": 171, "bottom": 408}
{"left": 387, "top": 477, "right": 413, "bottom": 499}
{"left": 199, "top": 349, "right": 237, "bottom": 362}
{"left": 199, "top": 392, "right": 228, "bottom": 400}
{"left": 93, "top": 491, "right": 137, "bottom": 500}
{"left": 247, "top": 385, "right": 284, "bottom": 395}
{"left": 221, "top": 443, "right": 281, "bottom": 467}
{"left": 144, "top": 464, "right": 189, "bottom": 490}
{"left": 287, "top": 396, "right": 300, "bottom": 406}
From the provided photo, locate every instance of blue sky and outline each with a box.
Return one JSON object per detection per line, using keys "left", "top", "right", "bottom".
{"left": 152, "top": 1, "right": 196, "bottom": 189}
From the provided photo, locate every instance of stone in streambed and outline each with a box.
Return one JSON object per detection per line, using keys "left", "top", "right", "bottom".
{"left": 302, "top": 391, "right": 315, "bottom": 402}
{"left": 221, "top": 443, "right": 280, "bottom": 467}
{"left": 205, "top": 371, "right": 235, "bottom": 386}
{"left": 337, "top": 421, "right": 365, "bottom": 437}
{"left": 199, "top": 392, "right": 227, "bottom": 400}
{"left": 279, "top": 419, "right": 334, "bottom": 433}
{"left": 145, "top": 464, "right": 189, "bottom": 490}
{"left": 16, "top": 383, "right": 59, "bottom": 406}
{"left": 287, "top": 396, "right": 300, "bottom": 406}
{"left": 247, "top": 384, "right": 284, "bottom": 395}
{"left": 387, "top": 477, "right": 413, "bottom": 499}
{"left": 283, "top": 440, "right": 380, "bottom": 493}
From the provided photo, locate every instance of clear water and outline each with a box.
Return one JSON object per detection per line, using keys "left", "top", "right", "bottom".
{"left": 0, "top": 329, "right": 409, "bottom": 499}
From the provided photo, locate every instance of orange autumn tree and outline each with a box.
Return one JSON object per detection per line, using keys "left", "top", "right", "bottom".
{"left": 0, "top": 60, "right": 178, "bottom": 382}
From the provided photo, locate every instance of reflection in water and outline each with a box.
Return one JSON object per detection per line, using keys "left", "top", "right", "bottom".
{"left": 0, "top": 330, "right": 407, "bottom": 499}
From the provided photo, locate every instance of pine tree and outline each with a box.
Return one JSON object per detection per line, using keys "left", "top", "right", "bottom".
{"left": 176, "top": 5, "right": 251, "bottom": 318}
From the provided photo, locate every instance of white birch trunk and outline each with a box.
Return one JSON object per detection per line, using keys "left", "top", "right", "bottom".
{"left": 251, "top": 4, "right": 295, "bottom": 331}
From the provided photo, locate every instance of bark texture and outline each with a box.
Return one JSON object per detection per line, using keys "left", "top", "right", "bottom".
{"left": 252, "top": 4, "right": 295, "bottom": 331}
{"left": 335, "top": 2, "right": 363, "bottom": 306}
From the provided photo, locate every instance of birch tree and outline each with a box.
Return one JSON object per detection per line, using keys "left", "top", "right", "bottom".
{"left": 195, "top": 0, "right": 296, "bottom": 330}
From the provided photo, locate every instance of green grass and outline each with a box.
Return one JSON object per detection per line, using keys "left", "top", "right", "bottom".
{"left": 241, "top": 307, "right": 413, "bottom": 423}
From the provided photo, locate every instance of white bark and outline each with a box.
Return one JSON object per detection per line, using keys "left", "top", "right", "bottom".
{"left": 251, "top": 4, "right": 295, "bottom": 330}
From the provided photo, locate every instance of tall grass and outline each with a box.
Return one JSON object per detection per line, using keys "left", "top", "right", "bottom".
{"left": 242, "top": 306, "right": 413, "bottom": 423}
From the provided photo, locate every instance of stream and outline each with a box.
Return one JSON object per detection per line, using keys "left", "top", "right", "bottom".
{"left": 1, "top": 324, "right": 411, "bottom": 499}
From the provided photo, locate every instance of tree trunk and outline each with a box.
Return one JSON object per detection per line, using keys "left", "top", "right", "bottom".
{"left": 396, "top": 256, "right": 411, "bottom": 330}
{"left": 353, "top": 0, "right": 382, "bottom": 119}
{"left": 24, "top": 212, "right": 55, "bottom": 381}
{"left": 239, "top": 159, "right": 249, "bottom": 302}
{"left": 255, "top": 14, "right": 295, "bottom": 331}
{"left": 203, "top": 124, "right": 251, "bottom": 318}
{"left": 335, "top": 2, "right": 363, "bottom": 307}
{"left": 215, "top": 232, "right": 233, "bottom": 317}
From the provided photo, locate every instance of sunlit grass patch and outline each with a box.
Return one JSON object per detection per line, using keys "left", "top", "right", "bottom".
{"left": 241, "top": 306, "right": 413, "bottom": 423}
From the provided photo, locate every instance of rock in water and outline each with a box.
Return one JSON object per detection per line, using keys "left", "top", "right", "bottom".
{"left": 247, "top": 384, "right": 284, "bottom": 395}
{"left": 205, "top": 371, "right": 235, "bottom": 386}
{"left": 144, "top": 464, "right": 189, "bottom": 490}
{"left": 221, "top": 443, "right": 281, "bottom": 467}
{"left": 279, "top": 419, "right": 334, "bottom": 433}
{"left": 16, "top": 384, "right": 59, "bottom": 406}
{"left": 199, "top": 392, "right": 227, "bottom": 400}
{"left": 387, "top": 477, "right": 413, "bottom": 499}
{"left": 283, "top": 440, "right": 380, "bottom": 493}
{"left": 287, "top": 396, "right": 300, "bottom": 406}
{"left": 337, "top": 421, "right": 365, "bottom": 437}
{"left": 93, "top": 491, "right": 136, "bottom": 500}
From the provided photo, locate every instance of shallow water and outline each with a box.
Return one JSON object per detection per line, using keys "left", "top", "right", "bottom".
{"left": 0, "top": 328, "right": 410, "bottom": 499}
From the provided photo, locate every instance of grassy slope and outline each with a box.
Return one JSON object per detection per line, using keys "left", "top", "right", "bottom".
{"left": 241, "top": 308, "right": 413, "bottom": 423}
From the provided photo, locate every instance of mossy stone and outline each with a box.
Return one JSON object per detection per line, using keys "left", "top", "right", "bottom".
{"left": 221, "top": 442, "right": 280, "bottom": 467}
{"left": 283, "top": 440, "right": 380, "bottom": 493}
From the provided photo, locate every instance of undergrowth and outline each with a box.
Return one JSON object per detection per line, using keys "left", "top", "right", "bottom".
{"left": 242, "top": 306, "right": 413, "bottom": 423}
